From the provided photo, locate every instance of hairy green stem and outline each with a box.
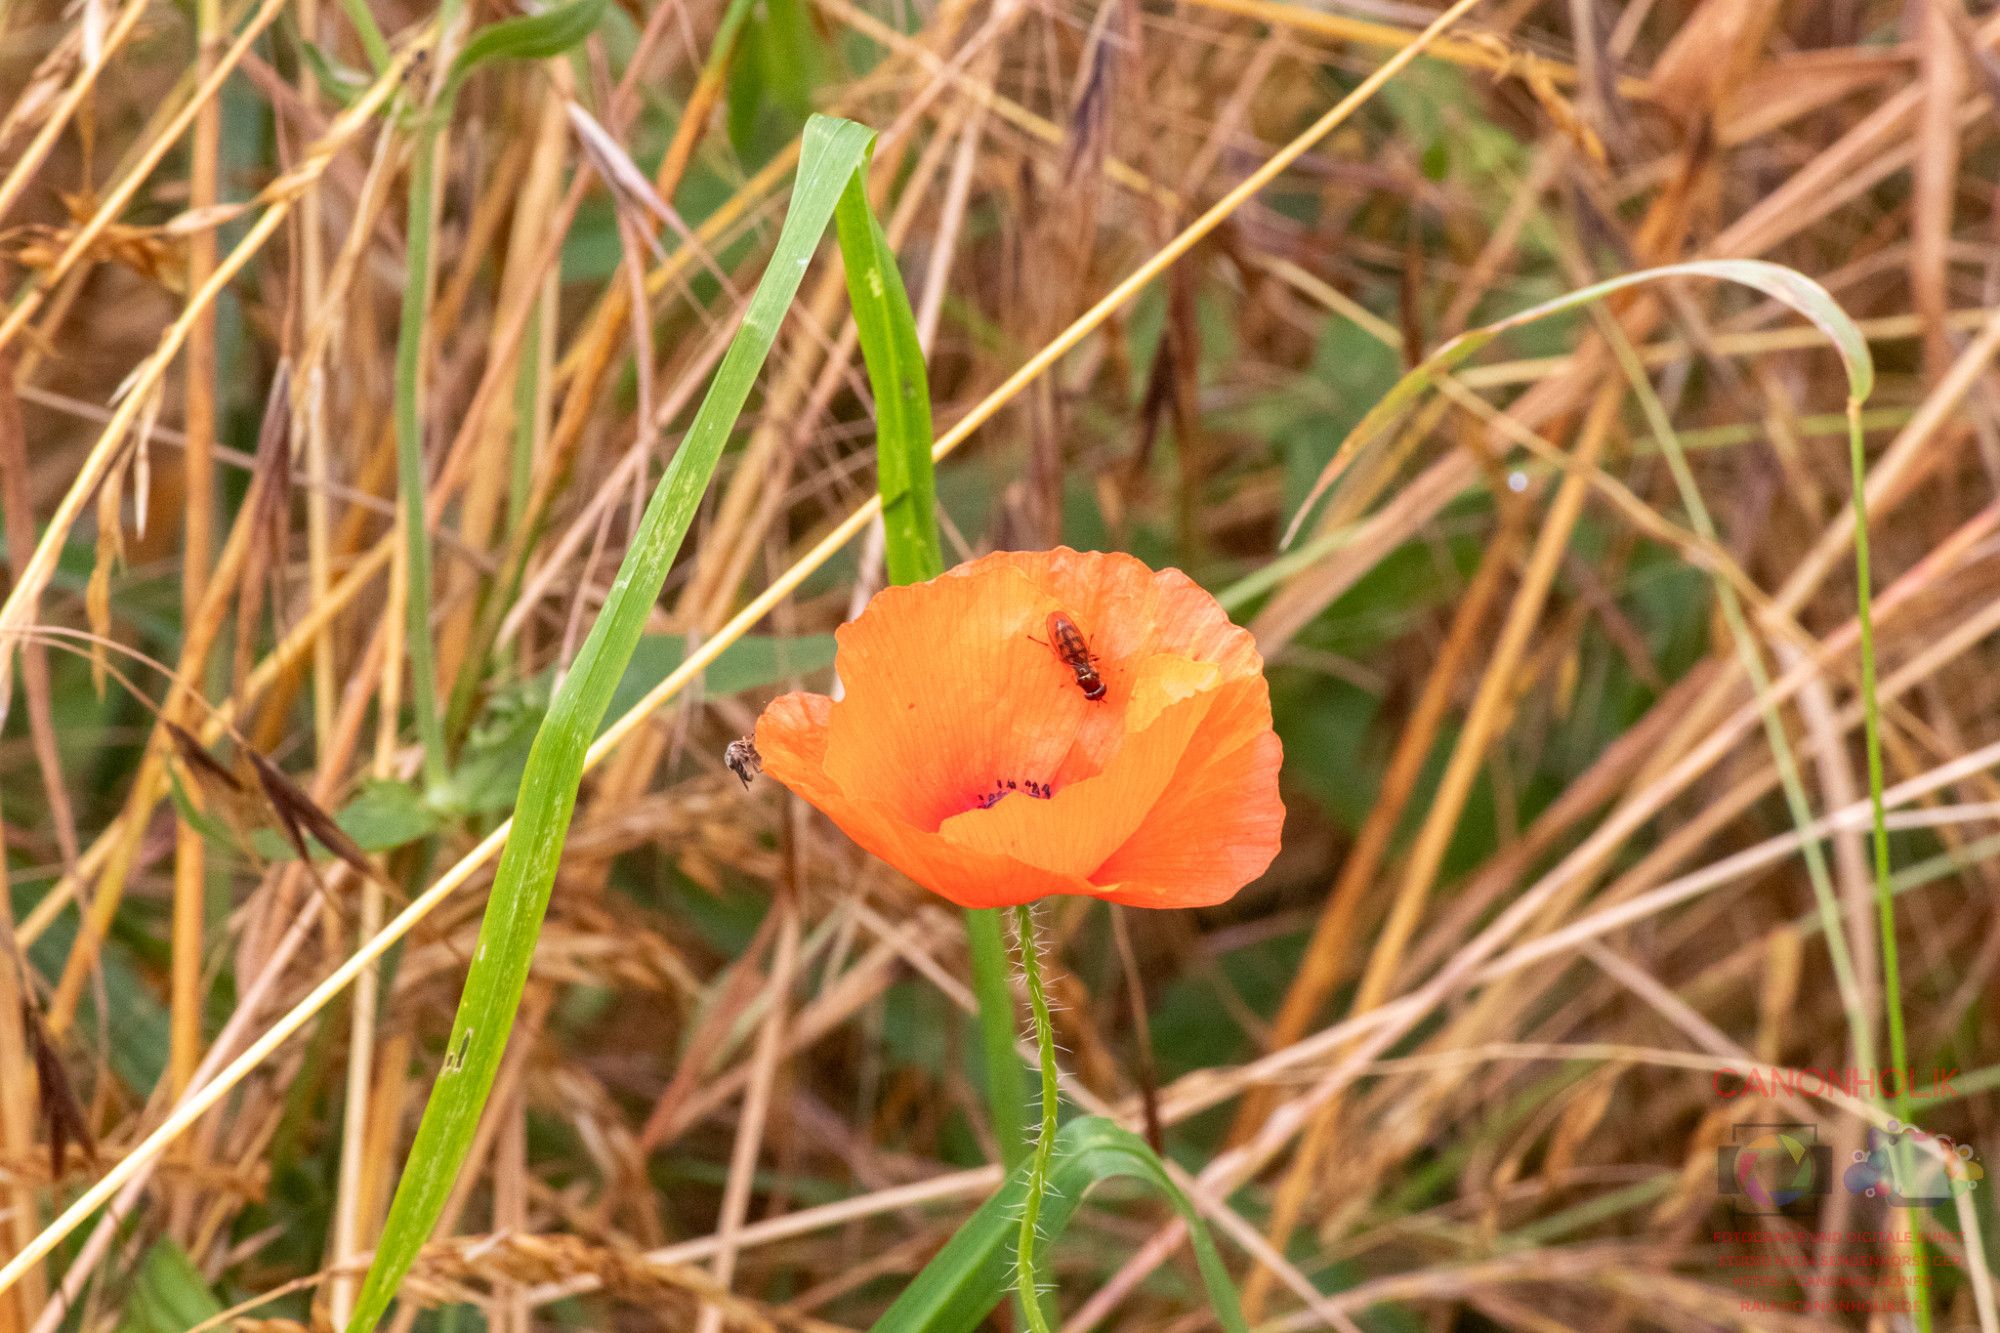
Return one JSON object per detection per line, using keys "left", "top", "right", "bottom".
{"left": 1013, "top": 903, "right": 1061, "bottom": 1333}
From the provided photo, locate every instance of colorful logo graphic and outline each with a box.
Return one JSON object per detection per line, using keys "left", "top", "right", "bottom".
{"left": 1719, "top": 1122, "right": 1986, "bottom": 1213}
{"left": 1843, "top": 1121, "right": 1985, "bottom": 1206}
{"left": 1719, "top": 1125, "right": 1831, "bottom": 1213}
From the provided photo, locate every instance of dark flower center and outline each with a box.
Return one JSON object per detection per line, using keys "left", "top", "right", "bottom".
{"left": 976, "top": 777, "right": 1054, "bottom": 809}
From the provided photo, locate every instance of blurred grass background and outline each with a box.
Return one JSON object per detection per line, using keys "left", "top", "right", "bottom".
{"left": 2, "top": 0, "right": 2000, "bottom": 1327}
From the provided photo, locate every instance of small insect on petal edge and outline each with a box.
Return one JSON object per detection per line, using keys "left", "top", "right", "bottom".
{"left": 724, "top": 736, "right": 763, "bottom": 787}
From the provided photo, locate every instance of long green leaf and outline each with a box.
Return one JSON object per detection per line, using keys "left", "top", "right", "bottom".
{"left": 446, "top": 0, "right": 608, "bottom": 96}
{"left": 871, "top": 1116, "right": 1249, "bottom": 1333}
{"left": 832, "top": 148, "right": 939, "bottom": 584}
{"left": 1283, "top": 258, "right": 1877, "bottom": 546}
{"left": 116, "top": 1240, "right": 223, "bottom": 1333}
{"left": 345, "top": 113, "right": 878, "bottom": 1333}
{"left": 960, "top": 910, "right": 1025, "bottom": 1166}
{"left": 828, "top": 160, "right": 1025, "bottom": 1168}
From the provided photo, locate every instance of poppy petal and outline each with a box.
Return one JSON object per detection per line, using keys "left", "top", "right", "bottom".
{"left": 1089, "top": 676, "right": 1285, "bottom": 907}
{"left": 938, "top": 654, "right": 1221, "bottom": 878}
{"left": 757, "top": 691, "right": 1099, "bottom": 908}
{"left": 985, "top": 549, "right": 1262, "bottom": 678}
{"left": 755, "top": 547, "right": 1285, "bottom": 911}
{"left": 819, "top": 565, "right": 1100, "bottom": 828}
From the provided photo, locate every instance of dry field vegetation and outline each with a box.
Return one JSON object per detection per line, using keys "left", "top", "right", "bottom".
{"left": 3, "top": 0, "right": 2000, "bottom": 1328}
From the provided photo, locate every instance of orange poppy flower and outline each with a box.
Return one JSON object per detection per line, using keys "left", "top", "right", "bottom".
{"left": 754, "top": 548, "right": 1284, "bottom": 909}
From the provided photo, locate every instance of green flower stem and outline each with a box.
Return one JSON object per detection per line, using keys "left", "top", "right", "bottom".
{"left": 1601, "top": 319, "right": 1871, "bottom": 1063}
{"left": 1611, "top": 322, "right": 1927, "bottom": 1327}
{"left": 1013, "top": 903, "right": 1061, "bottom": 1333}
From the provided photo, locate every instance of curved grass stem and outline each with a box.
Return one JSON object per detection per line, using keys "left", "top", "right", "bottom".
{"left": 1849, "top": 398, "right": 1931, "bottom": 1332}
{"left": 1013, "top": 903, "right": 1061, "bottom": 1333}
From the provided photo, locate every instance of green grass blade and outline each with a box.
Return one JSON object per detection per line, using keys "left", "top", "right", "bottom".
{"left": 1284, "top": 258, "right": 1876, "bottom": 545}
{"left": 446, "top": 0, "right": 607, "bottom": 98}
{"left": 334, "top": 0, "right": 390, "bottom": 72}
{"left": 1600, "top": 314, "right": 1874, "bottom": 1071}
{"left": 115, "top": 1239, "right": 224, "bottom": 1333}
{"left": 832, "top": 170, "right": 940, "bottom": 585}
{"left": 829, "top": 160, "right": 1025, "bottom": 1168}
{"left": 870, "top": 1115, "right": 1248, "bottom": 1333}
{"left": 392, "top": 117, "right": 451, "bottom": 790}
{"left": 1847, "top": 394, "right": 1927, "bottom": 1330}
{"left": 398, "top": 0, "right": 605, "bottom": 790}
{"left": 961, "top": 911, "right": 1026, "bottom": 1166}
{"left": 1278, "top": 254, "right": 1919, "bottom": 1321}
{"left": 344, "top": 112, "right": 877, "bottom": 1333}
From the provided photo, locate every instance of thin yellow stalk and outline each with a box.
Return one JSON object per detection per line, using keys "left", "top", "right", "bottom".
{"left": 1171, "top": 0, "right": 1634, "bottom": 94}
{"left": 299, "top": 0, "right": 338, "bottom": 750}
{"left": 329, "top": 928, "right": 389, "bottom": 1321}
{"left": 695, "top": 887, "right": 802, "bottom": 1333}
{"left": 436, "top": 81, "right": 567, "bottom": 691}
{"left": 169, "top": 0, "right": 223, "bottom": 1111}
{"left": 0, "top": 805, "right": 42, "bottom": 1328}
{"left": 332, "top": 483, "right": 407, "bottom": 1328}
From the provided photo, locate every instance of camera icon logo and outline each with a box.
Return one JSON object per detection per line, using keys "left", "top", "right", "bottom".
{"left": 1718, "top": 1124, "right": 1832, "bottom": 1214}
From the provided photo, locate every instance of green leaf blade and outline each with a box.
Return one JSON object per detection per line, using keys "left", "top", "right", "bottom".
{"left": 344, "top": 112, "right": 878, "bottom": 1333}
{"left": 870, "top": 1116, "right": 1249, "bottom": 1333}
{"left": 115, "top": 1240, "right": 223, "bottom": 1333}
{"left": 833, "top": 164, "right": 940, "bottom": 585}
{"left": 447, "top": 0, "right": 609, "bottom": 94}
